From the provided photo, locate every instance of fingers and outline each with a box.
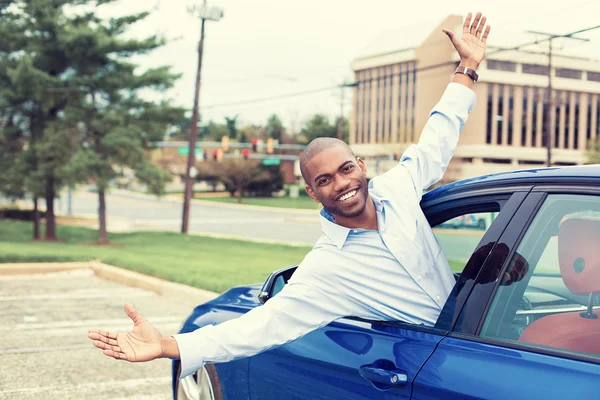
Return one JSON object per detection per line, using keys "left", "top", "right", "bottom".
{"left": 470, "top": 12, "right": 482, "bottom": 35}
{"left": 475, "top": 16, "right": 487, "bottom": 38}
{"left": 482, "top": 25, "right": 491, "bottom": 44}
{"left": 102, "top": 348, "right": 129, "bottom": 361}
{"left": 124, "top": 303, "right": 144, "bottom": 325}
{"left": 462, "top": 12, "right": 472, "bottom": 34}
{"left": 88, "top": 330, "right": 119, "bottom": 346}
{"left": 442, "top": 29, "right": 457, "bottom": 45}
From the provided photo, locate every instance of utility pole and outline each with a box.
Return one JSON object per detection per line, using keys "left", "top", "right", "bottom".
{"left": 181, "top": 1, "right": 224, "bottom": 234}
{"left": 337, "top": 82, "right": 345, "bottom": 140}
{"left": 527, "top": 30, "right": 589, "bottom": 167}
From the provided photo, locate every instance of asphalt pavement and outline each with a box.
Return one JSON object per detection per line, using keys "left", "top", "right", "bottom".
{"left": 63, "top": 190, "right": 323, "bottom": 245}
{"left": 0, "top": 268, "right": 194, "bottom": 400}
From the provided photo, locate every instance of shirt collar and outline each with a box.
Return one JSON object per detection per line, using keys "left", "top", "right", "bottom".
{"left": 319, "top": 191, "right": 386, "bottom": 249}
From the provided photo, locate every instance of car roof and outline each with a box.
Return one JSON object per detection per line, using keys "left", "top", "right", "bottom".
{"left": 426, "top": 164, "right": 600, "bottom": 199}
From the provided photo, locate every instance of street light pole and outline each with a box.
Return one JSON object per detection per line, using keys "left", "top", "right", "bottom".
{"left": 181, "top": 1, "right": 223, "bottom": 234}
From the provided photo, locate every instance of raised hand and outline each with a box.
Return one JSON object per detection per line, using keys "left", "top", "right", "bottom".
{"left": 442, "top": 12, "right": 491, "bottom": 68}
{"left": 88, "top": 303, "right": 164, "bottom": 362}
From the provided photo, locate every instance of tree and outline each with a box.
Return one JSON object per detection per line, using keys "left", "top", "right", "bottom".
{"left": 0, "top": 0, "right": 79, "bottom": 240}
{"left": 587, "top": 138, "right": 600, "bottom": 164}
{"left": 266, "top": 114, "right": 284, "bottom": 142}
{"left": 61, "top": 9, "right": 184, "bottom": 244}
{"left": 298, "top": 114, "right": 348, "bottom": 144}
{"left": 198, "top": 120, "right": 229, "bottom": 141}
{"left": 224, "top": 115, "right": 239, "bottom": 140}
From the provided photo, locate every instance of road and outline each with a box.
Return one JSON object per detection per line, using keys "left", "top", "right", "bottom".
{"left": 55, "top": 190, "right": 484, "bottom": 262}
{"left": 65, "top": 190, "right": 323, "bottom": 245}
{"left": 0, "top": 269, "right": 193, "bottom": 400}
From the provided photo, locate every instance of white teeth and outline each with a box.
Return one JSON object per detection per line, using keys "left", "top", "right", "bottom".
{"left": 339, "top": 190, "right": 357, "bottom": 201}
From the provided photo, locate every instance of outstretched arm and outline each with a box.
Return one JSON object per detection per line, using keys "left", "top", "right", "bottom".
{"left": 392, "top": 12, "right": 491, "bottom": 199}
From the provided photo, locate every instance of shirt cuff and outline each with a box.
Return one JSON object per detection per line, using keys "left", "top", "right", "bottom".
{"left": 173, "top": 326, "right": 213, "bottom": 379}
{"left": 438, "top": 82, "right": 477, "bottom": 114}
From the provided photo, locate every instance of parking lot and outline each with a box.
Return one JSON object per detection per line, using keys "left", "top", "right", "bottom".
{"left": 0, "top": 268, "right": 196, "bottom": 399}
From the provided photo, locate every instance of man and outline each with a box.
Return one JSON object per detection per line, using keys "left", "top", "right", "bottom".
{"left": 88, "top": 12, "right": 491, "bottom": 380}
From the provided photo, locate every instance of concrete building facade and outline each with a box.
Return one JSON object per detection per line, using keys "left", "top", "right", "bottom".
{"left": 350, "top": 15, "right": 600, "bottom": 181}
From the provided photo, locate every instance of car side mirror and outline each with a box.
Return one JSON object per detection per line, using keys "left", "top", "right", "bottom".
{"left": 258, "top": 265, "right": 298, "bottom": 304}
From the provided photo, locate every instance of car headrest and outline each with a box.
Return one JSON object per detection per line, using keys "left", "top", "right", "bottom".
{"left": 558, "top": 218, "right": 600, "bottom": 295}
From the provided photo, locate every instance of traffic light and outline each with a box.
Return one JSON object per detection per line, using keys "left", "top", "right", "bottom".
{"left": 266, "top": 138, "right": 274, "bottom": 154}
{"left": 221, "top": 136, "right": 229, "bottom": 151}
{"left": 252, "top": 139, "right": 258, "bottom": 152}
{"left": 242, "top": 148, "right": 249, "bottom": 160}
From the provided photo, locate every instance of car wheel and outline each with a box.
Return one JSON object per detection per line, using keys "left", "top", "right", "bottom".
{"left": 176, "top": 364, "right": 224, "bottom": 400}
{"left": 478, "top": 219, "right": 486, "bottom": 230}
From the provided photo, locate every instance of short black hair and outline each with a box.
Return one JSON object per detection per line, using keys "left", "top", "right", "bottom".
{"left": 300, "top": 137, "right": 355, "bottom": 184}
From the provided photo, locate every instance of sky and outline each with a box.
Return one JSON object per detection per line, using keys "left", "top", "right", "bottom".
{"left": 92, "top": 0, "right": 600, "bottom": 131}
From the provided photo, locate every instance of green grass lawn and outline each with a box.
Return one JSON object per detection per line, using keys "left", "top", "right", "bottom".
{"left": 203, "top": 196, "right": 322, "bottom": 210}
{"left": 0, "top": 220, "right": 464, "bottom": 293}
{"left": 0, "top": 220, "right": 311, "bottom": 293}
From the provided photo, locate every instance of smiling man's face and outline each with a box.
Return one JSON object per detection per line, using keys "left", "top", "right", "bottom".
{"left": 304, "top": 146, "right": 369, "bottom": 221}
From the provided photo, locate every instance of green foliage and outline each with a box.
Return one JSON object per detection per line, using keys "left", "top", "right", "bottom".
{"left": 299, "top": 114, "right": 349, "bottom": 144}
{"left": 266, "top": 114, "right": 284, "bottom": 141}
{"left": 586, "top": 138, "right": 600, "bottom": 164}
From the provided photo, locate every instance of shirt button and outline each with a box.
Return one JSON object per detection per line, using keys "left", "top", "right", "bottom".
{"left": 436, "top": 296, "right": 441, "bottom": 301}
{"left": 417, "top": 275, "right": 422, "bottom": 281}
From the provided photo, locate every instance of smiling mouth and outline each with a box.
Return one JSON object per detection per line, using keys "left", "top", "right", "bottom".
{"left": 337, "top": 189, "right": 358, "bottom": 202}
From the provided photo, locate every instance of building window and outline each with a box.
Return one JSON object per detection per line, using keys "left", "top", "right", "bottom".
{"left": 375, "top": 74, "right": 381, "bottom": 137}
{"left": 532, "top": 89, "right": 539, "bottom": 147}
{"left": 554, "top": 90, "right": 561, "bottom": 149}
{"left": 597, "top": 95, "right": 600, "bottom": 140}
{"left": 587, "top": 94, "right": 593, "bottom": 142}
{"left": 487, "top": 60, "right": 517, "bottom": 72}
{"left": 497, "top": 84, "right": 504, "bottom": 145}
{"left": 508, "top": 86, "right": 514, "bottom": 145}
{"left": 522, "top": 86, "right": 528, "bottom": 147}
{"left": 587, "top": 72, "right": 600, "bottom": 82}
{"left": 398, "top": 65, "right": 403, "bottom": 137}
{"left": 404, "top": 63, "right": 411, "bottom": 141}
{"left": 412, "top": 65, "right": 416, "bottom": 141}
{"left": 523, "top": 63, "right": 550, "bottom": 75}
{"left": 574, "top": 93, "right": 580, "bottom": 150}
{"left": 486, "top": 83, "right": 493, "bottom": 144}
{"left": 556, "top": 68, "right": 582, "bottom": 80}
{"left": 564, "top": 91, "right": 571, "bottom": 149}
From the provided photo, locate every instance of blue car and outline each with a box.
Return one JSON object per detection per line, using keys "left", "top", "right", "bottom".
{"left": 173, "top": 165, "right": 600, "bottom": 400}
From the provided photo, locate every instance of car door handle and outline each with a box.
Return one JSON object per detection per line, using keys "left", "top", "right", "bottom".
{"left": 359, "top": 366, "right": 408, "bottom": 387}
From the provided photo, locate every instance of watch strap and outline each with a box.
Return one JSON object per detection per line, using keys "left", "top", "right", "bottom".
{"left": 455, "top": 66, "right": 479, "bottom": 82}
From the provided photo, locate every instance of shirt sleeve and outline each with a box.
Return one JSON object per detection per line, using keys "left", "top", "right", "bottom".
{"left": 172, "top": 257, "right": 350, "bottom": 379}
{"left": 379, "top": 82, "right": 476, "bottom": 200}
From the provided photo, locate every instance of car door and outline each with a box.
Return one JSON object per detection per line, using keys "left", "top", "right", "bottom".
{"left": 246, "top": 190, "right": 529, "bottom": 400}
{"left": 412, "top": 187, "right": 600, "bottom": 400}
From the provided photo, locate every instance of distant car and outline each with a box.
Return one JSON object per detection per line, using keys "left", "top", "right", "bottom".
{"left": 439, "top": 212, "right": 494, "bottom": 230}
{"left": 173, "top": 166, "right": 600, "bottom": 400}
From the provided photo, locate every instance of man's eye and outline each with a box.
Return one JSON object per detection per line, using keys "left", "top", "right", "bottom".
{"left": 344, "top": 165, "right": 354, "bottom": 172}
{"left": 318, "top": 178, "right": 328, "bottom": 185}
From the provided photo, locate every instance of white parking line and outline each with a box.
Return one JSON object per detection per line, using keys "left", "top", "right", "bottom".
{"left": 0, "top": 291, "right": 154, "bottom": 302}
{"left": 0, "top": 344, "right": 90, "bottom": 355}
{"left": 0, "top": 376, "right": 172, "bottom": 395}
{"left": 7, "top": 316, "right": 183, "bottom": 330}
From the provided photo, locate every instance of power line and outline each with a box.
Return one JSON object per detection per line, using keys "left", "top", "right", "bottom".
{"left": 203, "top": 85, "right": 340, "bottom": 109}
{"left": 201, "top": 24, "right": 600, "bottom": 111}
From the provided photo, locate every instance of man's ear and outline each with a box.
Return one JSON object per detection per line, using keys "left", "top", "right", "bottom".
{"left": 357, "top": 157, "right": 367, "bottom": 175}
{"left": 305, "top": 185, "right": 320, "bottom": 203}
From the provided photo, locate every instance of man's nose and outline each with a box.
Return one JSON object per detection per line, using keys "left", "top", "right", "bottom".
{"left": 333, "top": 174, "right": 351, "bottom": 193}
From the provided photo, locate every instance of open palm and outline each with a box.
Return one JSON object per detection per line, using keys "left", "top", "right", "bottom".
{"left": 443, "top": 12, "right": 491, "bottom": 66}
{"left": 88, "top": 304, "right": 163, "bottom": 362}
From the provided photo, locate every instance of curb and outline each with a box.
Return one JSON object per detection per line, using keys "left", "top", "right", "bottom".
{"left": 0, "top": 261, "right": 219, "bottom": 306}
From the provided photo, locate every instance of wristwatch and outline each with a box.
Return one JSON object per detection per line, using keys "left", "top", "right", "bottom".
{"left": 455, "top": 66, "right": 479, "bottom": 82}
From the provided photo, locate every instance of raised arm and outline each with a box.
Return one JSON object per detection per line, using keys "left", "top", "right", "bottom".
{"left": 399, "top": 12, "right": 491, "bottom": 199}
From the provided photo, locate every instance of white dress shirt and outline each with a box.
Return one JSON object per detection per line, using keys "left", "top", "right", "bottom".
{"left": 173, "top": 82, "right": 476, "bottom": 379}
